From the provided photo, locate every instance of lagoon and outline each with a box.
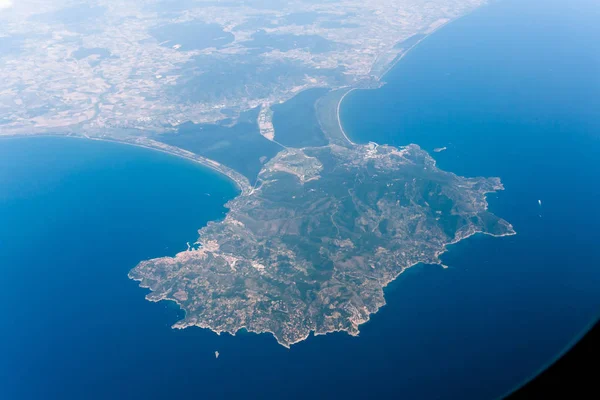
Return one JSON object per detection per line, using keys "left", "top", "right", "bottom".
{"left": 1, "top": 0, "right": 599, "bottom": 399}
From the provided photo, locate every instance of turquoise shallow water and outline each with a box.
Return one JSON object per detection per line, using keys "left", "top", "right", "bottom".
{"left": 1, "top": 0, "right": 599, "bottom": 399}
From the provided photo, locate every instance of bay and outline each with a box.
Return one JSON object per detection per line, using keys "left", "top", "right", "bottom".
{"left": 1, "top": 0, "right": 599, "bottom": 399}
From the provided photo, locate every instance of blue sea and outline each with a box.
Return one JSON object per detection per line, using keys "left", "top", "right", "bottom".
{"left": 1, "top": 0, "right": 599, "bottom": 399}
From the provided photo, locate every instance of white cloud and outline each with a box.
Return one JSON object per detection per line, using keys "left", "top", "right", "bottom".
{"left": 0, "top": 0, "right": 13, "bottom": 10}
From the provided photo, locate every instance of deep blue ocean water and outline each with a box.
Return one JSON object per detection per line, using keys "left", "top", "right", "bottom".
{"left": 1, "top": 0, "right": 599, "bottom": 399}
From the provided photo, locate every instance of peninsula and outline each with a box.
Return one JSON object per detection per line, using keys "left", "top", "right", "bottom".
{"left": 0, "top": 0, "right": 513, "bottom": 347}
{"left": 130, "top": 142, "right": 515, "bottom": 347}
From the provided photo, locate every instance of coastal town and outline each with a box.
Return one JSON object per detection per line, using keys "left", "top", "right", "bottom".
{"left": 0, "top": 0, "right": 486, "bottom": 143}
{"left": 0, "top": 0, "right": 505, "bottom": 347}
